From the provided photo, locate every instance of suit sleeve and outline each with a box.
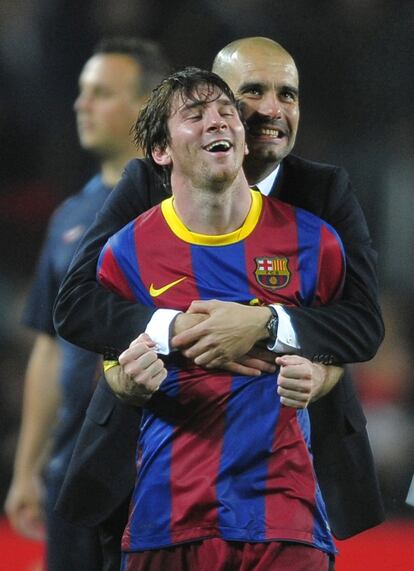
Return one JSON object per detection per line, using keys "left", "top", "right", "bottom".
{"left": 285, "top": 167, "right": 384, "bottom": 364}
{"left": 53, "top": 160, "right": 158, "bottom": 354}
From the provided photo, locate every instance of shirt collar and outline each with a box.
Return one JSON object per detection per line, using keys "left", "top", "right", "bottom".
{"left": 253, "top": 164, "right": 280, "bottom": 196}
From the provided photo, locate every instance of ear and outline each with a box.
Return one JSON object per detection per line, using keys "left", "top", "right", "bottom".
{"left": 152, "top": 146, "right": 172, "bottom": 166}
{"left": 244, "top": 141, "right": 249, "bottom": 156}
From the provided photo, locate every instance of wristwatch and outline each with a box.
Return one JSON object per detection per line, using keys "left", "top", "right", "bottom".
{"left": 266, "top": 305, "right": 279, "bottom": 342}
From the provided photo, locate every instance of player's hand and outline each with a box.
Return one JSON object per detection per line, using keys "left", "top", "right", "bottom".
{"left": 106, "top": 334, "right": 167, "bottom": 406}
{"left": 172, "top": 315, "right": 275, "bottom": 376}
{"left": 4, "top": 474, "right": 45, "bottom": 541}
{"left": 215, "top": 356, "right": 274, "bottom": 377}
{"left": 219, "top": 344, "right": 278, "bottom": 376}
{"left": 171, "top": 312, "right": 208, "bottom": 336}
{"left": 171, "top": 300, "right": 271, "bottom": 369}
{"left": 276, "top": 355, "right": 343, "bottom": 408}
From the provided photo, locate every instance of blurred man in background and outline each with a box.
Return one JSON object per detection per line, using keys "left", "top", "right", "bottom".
{"left": 4, "top": 37, "right": 169, "bottom": 571}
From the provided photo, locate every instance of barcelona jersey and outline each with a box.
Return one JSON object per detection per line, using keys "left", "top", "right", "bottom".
{"left": 97, "top": 189, "right": 344, "bottom": 555}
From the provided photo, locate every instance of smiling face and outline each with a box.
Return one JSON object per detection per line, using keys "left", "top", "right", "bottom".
{"left": 153, "top": 85, "right": 248, "bottom": 191}
{"left": 213, "top": 38, "right": 300, "bottom": 180}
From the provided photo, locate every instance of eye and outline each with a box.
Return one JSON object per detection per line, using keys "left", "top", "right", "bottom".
{"left": 245, "top": 88, "right": 262, "bottom": 98}
{"left": 92, "top": 87, "right": 113, "bottom": 99}
{"left": 186, "top": 113, "right": 202, "bottom": 121}
{"left": 280, "top": 89, "right": 298, "bottom": 103}
{"left": 239, "top": 85, "right": 263, "bottom": 98}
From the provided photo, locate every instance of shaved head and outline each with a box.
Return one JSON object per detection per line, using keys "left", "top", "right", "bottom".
{"left": 212, "top": 36, "right": 300, "bottom": 183}
{"left": 212, "top": 37, "right": 295, "bottom": 81}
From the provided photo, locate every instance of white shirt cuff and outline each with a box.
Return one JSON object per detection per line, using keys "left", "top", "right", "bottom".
{"left": 267, "top": 305, "right": 300, "bottom": 353}
{"left": 145, "top": 309, "right": 182, "bottom": 355}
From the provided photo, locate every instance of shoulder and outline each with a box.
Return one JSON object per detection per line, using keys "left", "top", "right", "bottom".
{"left": 282, "top": 154, "right": 350, "bottom": 189}
{"left": 278, "top": 155, "right": 352, "bottom": 216}
{"left": 108, "top": 202, "right": 163, "bottom": 249}
{"left": 264, "top": 194, "right": 342, "bottom": 243}
{"left": 109, "top": 158, "right": 169, "bottom": 213}
{"left": 53, "top": 175, "right": 104, "bottom": 212}
{"left": 49, "top": 174, "right": 108, "bottom": 225}
{"left": 122, "top": 158, "right": 147, "bottom": 179}
{"left": 122, "top": 158, "right": 165, "bottom": 190}
{"left": 283, "top": 154, "right": 346, "bottom": 178}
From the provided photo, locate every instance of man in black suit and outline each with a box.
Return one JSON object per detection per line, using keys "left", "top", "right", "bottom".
{"left": 54, "top": 37, "right": 384, "bottom": 559}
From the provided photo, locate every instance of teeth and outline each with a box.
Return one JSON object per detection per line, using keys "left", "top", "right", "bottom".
{"left": 205, "top": 140, "right": 231, "bottom": 152}
{"left": 256, "top": 128, "right": 281, "bottom": 137}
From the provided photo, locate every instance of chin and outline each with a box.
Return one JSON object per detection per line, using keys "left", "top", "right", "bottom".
{"left": 261, "top": 146, "right": 290, "bottom": 164}
{"left": 81, "top": 140, "right": 106, "bottom": 155}
{"left": 249, "top": 139, "right": 288, "bottom": 159}
{"left": 210, "top": 171, "right": 239, "bottom": 190}
{"left": 79, "top": 136, "right": 96, "bottom": 150}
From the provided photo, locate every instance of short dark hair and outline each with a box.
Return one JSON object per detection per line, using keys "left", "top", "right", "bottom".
{"left": 93, "top": 37, "right": 170, "bottom": 96}
{"left": 133, "top": 66, "right": 239, "bottom": 172}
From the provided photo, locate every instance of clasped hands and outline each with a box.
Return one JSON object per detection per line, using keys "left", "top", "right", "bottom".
{"left": 105, "top": 300, "right": 342, "bottom": 409}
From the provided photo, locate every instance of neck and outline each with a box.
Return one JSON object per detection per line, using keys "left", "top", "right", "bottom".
{"left": 100, "top": 147, "right": 144, "bottom": 187}
{"left": 172, "top": 170, "right": 252, "bottom": 235}
{"left": 243, "top": 156, "right": 281, "bottom": 185}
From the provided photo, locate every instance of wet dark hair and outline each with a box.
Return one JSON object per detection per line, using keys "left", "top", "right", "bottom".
{"left": 93, "top": 37, "right": 170, "bottom": 96}
{"left": 133, "top": 66, "right": 239, "bottom": 174}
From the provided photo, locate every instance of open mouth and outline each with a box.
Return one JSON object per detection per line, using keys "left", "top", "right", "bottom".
{"left": 203, "top": 140, "right": 232, "bottom": 153}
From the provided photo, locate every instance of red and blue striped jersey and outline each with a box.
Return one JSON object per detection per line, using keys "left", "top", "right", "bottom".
{"left": 97, "top": 190, "right": 344, "bottom": 555}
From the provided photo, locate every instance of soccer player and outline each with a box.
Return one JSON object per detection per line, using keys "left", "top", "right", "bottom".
{"left": 98, "top": 67, "right": 344, "bottom": 571}
{"left": 4, "top": 37, "right": 169, "bottom": 571}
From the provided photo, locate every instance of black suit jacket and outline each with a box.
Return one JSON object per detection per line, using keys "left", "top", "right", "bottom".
{"left": 54, "top": 156, "right": 385, "bottom": 539}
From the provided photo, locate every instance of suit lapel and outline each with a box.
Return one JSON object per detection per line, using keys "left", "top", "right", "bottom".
{"left": 269, "top": 156, "right": 306, "bottom": 209}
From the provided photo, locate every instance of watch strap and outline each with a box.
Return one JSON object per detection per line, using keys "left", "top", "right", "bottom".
{"left": 266, "top": 305, "right": 279, "bottom": 341}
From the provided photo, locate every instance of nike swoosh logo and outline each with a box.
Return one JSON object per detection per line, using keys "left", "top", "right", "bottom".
{"left": 149, "top": 277, "right": 187, "bottom": 297}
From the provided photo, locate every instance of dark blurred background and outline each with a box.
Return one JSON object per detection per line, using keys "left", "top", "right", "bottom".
{"left": 1, "top": 0, "right": 413, "bottom": 522}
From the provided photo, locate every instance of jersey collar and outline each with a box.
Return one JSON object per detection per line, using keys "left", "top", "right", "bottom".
{"left": 161, "top": 188, "right": 263, "bottom": 246}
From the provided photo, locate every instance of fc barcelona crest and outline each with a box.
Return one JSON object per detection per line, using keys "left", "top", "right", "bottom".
{"left": 254, "top": 257, "right": 291, "bottom": 290}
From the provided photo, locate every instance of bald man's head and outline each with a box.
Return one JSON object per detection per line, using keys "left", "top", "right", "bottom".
{"left": 213, "top": 37, "right": 294, "bottom": 80}
{"left": 212, "top": 37, "right": 300, "bottom": 183}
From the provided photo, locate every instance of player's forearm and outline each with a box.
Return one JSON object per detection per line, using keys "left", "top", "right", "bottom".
{"left": 311, "top": 364, "right": 344, "bottom": 401}
{"left": 104, "top": 365, "right": 150, "bottom": 407}
{"left": 13, "top": 334, "right": 61, "bottom": 478}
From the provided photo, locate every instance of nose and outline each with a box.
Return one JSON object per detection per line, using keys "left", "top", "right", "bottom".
{"left": 205, "top": 108, "right": 228, "bottom": 132}
{"left": 74, "top": 94, "right": 83, "bottom": 113}
{"left": 74, "top": 92, "right": 90, "bottom": 112}
{"left": 258, "top": 91, "right": 282, "bottom": 119}
{"left": 207, "top": 119, "right": 227, "bottom": 132}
